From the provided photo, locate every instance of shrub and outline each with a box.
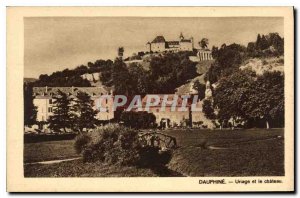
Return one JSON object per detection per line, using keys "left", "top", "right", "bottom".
{"left": 75, "top": 124, "right": 164, "bottom": 167}
{"left": 74, "top": 134, "right": 91, "bottom": 154}
{"left": 120, "top": 111, "right": 156, "bottom": 129}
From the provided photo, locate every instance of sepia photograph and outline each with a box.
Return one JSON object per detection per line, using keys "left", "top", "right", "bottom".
{"left": 7, "top": 7, "right": 294, "bottom": 192}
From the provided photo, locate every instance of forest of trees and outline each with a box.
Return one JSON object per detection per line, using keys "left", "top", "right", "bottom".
{"left": 33, "top": 59, "right": 114, "bottom": 87}
{"left": 202, "top": 33, "right": 284, "bottom": 128}
{"left": 100, "top": 51, "right": 198, "bottom": 95}
{"left": 206, "top": 32, "right": 284, "bottom": 84}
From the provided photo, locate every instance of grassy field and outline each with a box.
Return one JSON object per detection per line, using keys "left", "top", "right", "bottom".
{"left": 24, "top": 140, "right": 80, "bottom": 163}
{"left": 165, "top": 128, "right": 284, "bottom": 176}
{"left": 24, "top": 128, "right": 284, "bottom": 177}
{"left": 24, "top": 160, "right": 183, "bottom": 177}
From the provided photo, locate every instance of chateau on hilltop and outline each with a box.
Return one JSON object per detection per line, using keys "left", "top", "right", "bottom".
{"left": 146, "top": 33, "right": 194, "bottom": 52}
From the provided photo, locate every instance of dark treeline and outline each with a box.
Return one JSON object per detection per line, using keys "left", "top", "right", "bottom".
{"left": 32, "top": 51, "right": 198, "bottom": 93}
{"left": 33, "top": 59, "right": 114, "bottom": 87}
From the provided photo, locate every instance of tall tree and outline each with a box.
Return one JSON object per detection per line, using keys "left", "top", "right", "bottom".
{"left": 48, "top": 90, "right": 74, "bottom": 133}
{"left": 256, "top": 34, "right": 262, "bottom": 50}
{"left": 24, "top": 83, "right": 37, "bottom": 126}
{"left": 242, "top": 71, "right": 284, "bottom": 129}
{"left": 202, "top": 99, "right": 215, "bottom": 119}
{"left": 73, "top": 92, "right": 98, "bottom": 132}
{"left": 214, "top": 70, "right": 255, "bottom": 124}
{"left": 199, "top": 38, "right": 209, "bottom": 49}
{"left": 112, "top": 58, "right": 132, "bottom": 95}
{"left": 193, "top": 80, "right": 206, "bottom": 101}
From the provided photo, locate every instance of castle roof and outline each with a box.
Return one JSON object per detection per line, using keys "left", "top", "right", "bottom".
{"left": 180, "top": 39, "right": 192, "bottom": 43}
{"left": 151, "top": 36, "right": 166, "bottom": 43}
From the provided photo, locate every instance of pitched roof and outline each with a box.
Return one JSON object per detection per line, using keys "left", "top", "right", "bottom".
{"left": 33, "top": 86, "right": 112, "bottom": 98}
{"left": 151, "top": 36, "right": 166, "bottom": 43}
{"left": 180, "top": 39, "right": 192, "bottom": 43}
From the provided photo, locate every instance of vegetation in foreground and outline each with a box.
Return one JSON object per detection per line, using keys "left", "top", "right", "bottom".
{"left": 24, "top": 128, "right": 284, "bottom": 177}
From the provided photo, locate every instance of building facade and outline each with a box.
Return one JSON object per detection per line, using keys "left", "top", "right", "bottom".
{"left": 33, "top": 86, "right": 114, "bottom": 123}
{"left": 147, "top": 33, "right": 194, "bottom": 53}
{"left": 197, "top": 49, "right": 213, "bottom": 61}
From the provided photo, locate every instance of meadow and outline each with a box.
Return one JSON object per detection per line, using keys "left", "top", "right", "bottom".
{"left": 24, "top": 128, "right": 284, "bottom": 177}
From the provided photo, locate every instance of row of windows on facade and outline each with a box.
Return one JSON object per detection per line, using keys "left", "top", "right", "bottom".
{"left": 34, "top": 92, "right": 111, "bottom": 97}
{"left": 43, "top": 98, "right": 110, "bottom": 105}
{"left": 40, "top": 106, "right": 110, "bottom": 113}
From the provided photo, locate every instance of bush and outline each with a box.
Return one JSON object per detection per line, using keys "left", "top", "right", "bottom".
{"left": 75, "top": 124, "right": 171, "bottom": 167}
{"left": 74, "top": 124, "right": 166, "bottom": 167}
{"left": 74, "top": 134, "right": 91, "bottom": 154}
{"left": 120, "top": 111, "right": 156, "bottom": 129}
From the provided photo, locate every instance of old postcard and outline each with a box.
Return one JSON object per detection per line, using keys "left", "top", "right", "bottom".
{"left": 7, "top": 7, "right": 294, "bottom": 192}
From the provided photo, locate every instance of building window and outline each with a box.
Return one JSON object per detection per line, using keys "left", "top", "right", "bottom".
{"left": 49, "top": 99, "right": 52, "bottom": 104}
{"left": 48, "top": 107, "right": 52, "bottom": 113}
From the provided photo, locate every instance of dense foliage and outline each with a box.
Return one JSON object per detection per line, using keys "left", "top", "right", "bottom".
{"left": 72, "top": 92, "right": 98, "bottom": 132}
{"left": 48, "top": 90, "right": 74, "bottom": 133}
{"left": 33, "top": 59, "right": 113, "bottom": 87}
{"left": 75, "top": 124, "right": 169, "bottom": 167}
{"left": 206, "top": 33, "right": 284, "bottom": 84}
{"left": 120, "top": 111, "right": 156, "bottom": 129}
{"left": 101, "top": 52, "right": 198, "bottom": 95}
{"left": 48, "top": 91, "right": 98, "bottom": 133}
{"left": 214, "top": 70, "right": 284, "bottom": 128}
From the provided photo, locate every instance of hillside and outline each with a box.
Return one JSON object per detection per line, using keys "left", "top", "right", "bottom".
{"left": 240, "top": 56, "right": 284, "bottom": 75}
{"left": 176, "top": 60, "right": 214, "bottom": 95}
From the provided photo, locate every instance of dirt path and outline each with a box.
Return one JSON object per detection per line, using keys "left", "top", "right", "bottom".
{"left": 25, "top": 157, "right": 82, "bottom": 165}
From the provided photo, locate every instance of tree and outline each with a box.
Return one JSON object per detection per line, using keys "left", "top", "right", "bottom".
{"left": 202, "top": 99, "right": 215, "bottom": 120}
{"left": 199, "top": 38, "right": 209, "bottom": 49}
{"left": 214, "top": 70, "right": 255, "bottom": 125}
{"left": 242, "top": 71, "right": 284, "bottom": 129}
{"left": 118, "top": 47, "right": 124, "bottom": 58}
{"left": 205, "top": 43, "right": 247, "bottom": 84}
{"left": 112, "top": 58, "right": 132, "bottom": 95}
{"left": 48, "top": 90, "right": 74, "bottom": 133}
{"left": 256, "top": 34, "right": 262, "bottom": 50}
{"left": 211, "top": 46, "right": 219, "bottom": 59}
{"left": 24, "top": 83, "right": 37, "bottom": 126}
{"left": 193, "top": 80, "right": 206, "bottom": 100}
{"left": 73, "top": 92, "right": 98, "bottom": 132}
{"left": 120, "top": 111, "right": 156, "bottom": 129}
{"left": 260, "top": 35, "right": 269, "bottom": 50}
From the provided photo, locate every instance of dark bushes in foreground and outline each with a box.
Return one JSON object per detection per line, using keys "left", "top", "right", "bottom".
{"left": 74, "top": 124, "right": 172, "bottom": 167}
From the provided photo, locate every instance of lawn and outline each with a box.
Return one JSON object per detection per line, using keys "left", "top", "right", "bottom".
{"left": 24, "top": 128, "right": 284, "bottom": 177}
{"left": 165, "top": 128, "right": 284, "bottom": 176}
{"left": 24, "top": 140, "right": 80, "bottom": 163}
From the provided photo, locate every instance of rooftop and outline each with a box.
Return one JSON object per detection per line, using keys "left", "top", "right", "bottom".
{"left": 33, "top": 86, "right": 112, "bottom": 98}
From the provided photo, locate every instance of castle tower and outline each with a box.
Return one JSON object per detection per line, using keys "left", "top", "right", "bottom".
{"left": 146, "top": 42, "right": 151, "bottom": 52}
{"left": 179, "top": 32, "right": 184, "bottom": 41}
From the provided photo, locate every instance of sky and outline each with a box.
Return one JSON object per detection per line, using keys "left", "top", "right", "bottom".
{"left": 24, "top": 17, "right": 283, "bottom": 78}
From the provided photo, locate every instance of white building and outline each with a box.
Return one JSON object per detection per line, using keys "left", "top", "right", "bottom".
{"left": 33, "top": 86, "right": 114, "bottom": 122}
{"left": 197, "top": 49, "right": 213, "bottom": 61}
